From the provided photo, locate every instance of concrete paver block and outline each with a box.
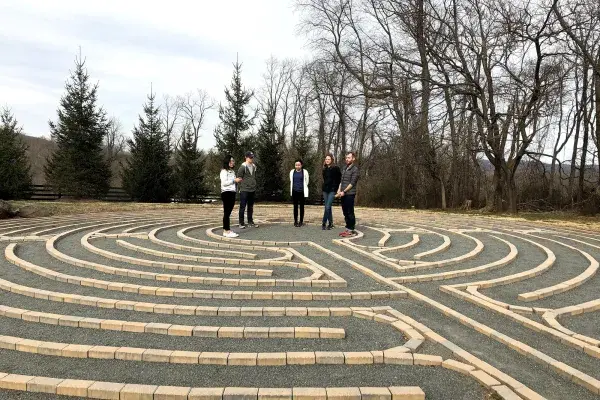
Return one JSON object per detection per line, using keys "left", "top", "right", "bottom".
{"left": 293, "top": 387, "right": 327, "bottom": 400}
{"left": 87, "top": 382, "right": 125, "bottom": 400}
{"left": 120, "top": 384, "right": 158, "bottom": 400}
{"left": 223, "top": 387, "right": 259, "bottom": 400}
{"left": 189, "top": 387, "right": 225, "bottom": 400}
{"left": 326, "top": 387, "right": 361, "bottom": 400}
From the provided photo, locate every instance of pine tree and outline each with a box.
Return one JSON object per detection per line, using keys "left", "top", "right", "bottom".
{"left": 45, "top": 53, "right": 111, "bottom": 198}
{"left": 0, "top": 108, "right": 32, "bottom": 200}
{"left": 122, "top": 90, "right": 173, "bottom": 202}
{"left": 214, "top": 58, "right": 255, "bottom": 162}
{"left": 174, "top": 125, "right": 206, "bottom": 201}
{"left": 255, "top": 113, "right": 284, "bottom": 201}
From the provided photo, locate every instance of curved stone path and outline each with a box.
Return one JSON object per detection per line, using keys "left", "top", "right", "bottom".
{"left": 0, "top": 206, "right": 599, "bottom": 399}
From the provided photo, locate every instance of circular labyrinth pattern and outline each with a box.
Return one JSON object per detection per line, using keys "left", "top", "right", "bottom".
{"left": 0, "top": 206, "right": 599, "bottom": 400}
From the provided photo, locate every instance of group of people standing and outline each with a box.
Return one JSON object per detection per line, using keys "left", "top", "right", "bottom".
{"left": 220, "top": 151, "right": 360, "bottom": 238}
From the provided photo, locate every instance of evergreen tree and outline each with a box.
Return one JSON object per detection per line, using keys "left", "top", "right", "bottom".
{"left": 174, "top": 125, "right": 206, "bottom": 201}
{"left": 255, "top": 113, "right": 284, "bottom": 201}
{"left": 122, "top": 90, "right": 173, "bottom": 202}
{"left": 214, "top": 58, "right": 255, "bottom": 162}
{"left": 45, "top": 54, "right": 111, "bottom": 198}
{"left": 0, "top": 108, "right": 32, "bottom": 200}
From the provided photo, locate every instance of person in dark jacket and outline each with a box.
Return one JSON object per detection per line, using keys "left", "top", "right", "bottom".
{"left": 237, "top": 151, "right": 258, "bottom": 228}
{"left": 321, "top": 153, "right": 341, "bottom": 230}
{"left": 336, "top": 151, "right": 360, "bottom": 237}
{"left": 289, "top": 159, "right": 309, "bottom": 227}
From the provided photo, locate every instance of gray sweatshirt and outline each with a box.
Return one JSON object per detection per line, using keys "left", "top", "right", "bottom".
{"left": 237, "top": 162, "right": 257, "bottom": 192}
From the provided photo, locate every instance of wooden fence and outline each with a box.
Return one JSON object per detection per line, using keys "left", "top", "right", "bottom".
{"left": 28, "top": 185, "right": 132, "bottom": 202}
{"left": 28, "top": 185, "right": 340, "bottom": 205}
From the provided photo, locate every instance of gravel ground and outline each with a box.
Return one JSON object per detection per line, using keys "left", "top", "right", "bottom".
{"left": 410, "top": 285, "right": 600, "bottom": 380}
{"left": 0, "top": 350, "right": 486, "bottom": 400}
{"left": 2, "top": 211, "right": 600, "bottom": 400}
{"left": 374, "top": 231, "right": 418, "bottom": 249}
{"left": 377, "top": 233, "right": 442, "bottom": 260}
{"left": 0, "top": 253, "right": 397, "bottom": 307}
{"left": 386, "top": 298, "right": 599, "bottom": 400}
{"left": 390, "top": 233, "right": 516, "bottom": 279}
{"left": 0, "top": 312, "right": 404, "bottom": 353}
{"left": 479, "top": 234, "right": 600, "bottom": 309}
{"left": 562, "top": 310, "right": 600, "bottom": 340}
{"left": 58, "top": 234, "right": 311, "bottom": 282}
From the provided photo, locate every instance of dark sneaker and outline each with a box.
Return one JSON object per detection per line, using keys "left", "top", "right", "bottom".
{"left": 327, "top": 225, "right": 334, "bottom": 230}
{"left": 239, "top": 224, "right": 247, "bottom": 229}
{"left": 294, "top": 222, "right": 299, "bottom": 227}
{"left": 248, "top": 223, "right": 259, "bottom": 228}
{"left": 322, "top": 225, "right": 326, "bottom": 230}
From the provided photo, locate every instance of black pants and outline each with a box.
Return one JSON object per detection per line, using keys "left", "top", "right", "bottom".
{"left": 221, "top": 191, "right": 236, "bottom": 231}
{"left": 341, "top": 194, "right": 356, "bottom": 230}
{"left": 292, "top": 191, "right": 305, "bottom": 224}
{"left": 239, "top": 191, "right": 255, "bottom": 225}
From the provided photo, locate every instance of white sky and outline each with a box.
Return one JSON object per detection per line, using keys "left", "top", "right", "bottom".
{"left": 0, "top": 0, "right": 309, "bottom": 149}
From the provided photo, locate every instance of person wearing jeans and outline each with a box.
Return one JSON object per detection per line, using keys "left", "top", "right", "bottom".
{"left": 237, "top": 151, "right": 258, "bottom": 228}
{"left": 321, "top": 153, "right": 341, "bottom": 230}
{"left": 336, "top": 152, "right": 360, "bottom": 237}
{"left": 289, "top": 159, "right": 309, "bottom": 227}
{"left": 220, "top": 155, "right": 242, "bottom": 238}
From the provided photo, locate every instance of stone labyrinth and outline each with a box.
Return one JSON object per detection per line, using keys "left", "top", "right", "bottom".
{"left": 0, "top": 206, "right": 599, "bottom": 400}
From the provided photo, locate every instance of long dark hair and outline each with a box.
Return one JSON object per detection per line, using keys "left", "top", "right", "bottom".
{"left": 222, "top": 155, "right": 234, "bottom": 170}
{"left": 323, "top": 153, "right": 335, "bottom": 167}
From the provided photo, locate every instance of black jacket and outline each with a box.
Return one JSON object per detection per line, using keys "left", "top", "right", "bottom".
{"left": 322, "top": 165, "right": 342, "bottom": 193}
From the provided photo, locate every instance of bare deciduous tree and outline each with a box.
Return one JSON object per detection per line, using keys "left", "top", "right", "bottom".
{"left": 177, "top": 89, "right": 215, "bottom": 148}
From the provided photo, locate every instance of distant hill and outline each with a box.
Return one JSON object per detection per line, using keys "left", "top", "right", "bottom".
{"left": 21, "top": 134, "right": 126, "bottom": 186}
{"left": 22, "top": 134, "right": 56, "bottom": 185}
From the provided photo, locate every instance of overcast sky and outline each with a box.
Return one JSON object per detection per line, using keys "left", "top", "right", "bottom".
{"left": 0, "top": 0, "right": 309, "bottom": 149}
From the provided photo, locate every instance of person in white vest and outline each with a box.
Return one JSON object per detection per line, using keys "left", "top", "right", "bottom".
{"left": 220, "top": 154, "right": 243, "bottom": 238}
{"left": 289, "top": 159, "right": 309, "bottom": 227}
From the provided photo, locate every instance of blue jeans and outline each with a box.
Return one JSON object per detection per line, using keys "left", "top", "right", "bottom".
{"left": 322, "top": 191, "right": 335, "bottom": 226}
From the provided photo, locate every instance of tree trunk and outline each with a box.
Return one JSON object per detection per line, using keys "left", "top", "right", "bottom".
{"left": 578, "top": 60, "right": 590, "bottom": 202}
{"left": 549, "top": 159, "right": 556, "bottom": 201}
{"left": 549, "top": 78, "right": 565, "bottom": 202}
{"left": 569, "top": 62, "right": 582, "bottom": 204}
{"left": 440, "top": 179, "right": 447, "bottom": 210}
{"left": 506, "top": 171, "right": 518, "bottom": 214}
{"left": 491, "top": 164, "right": 504, "bottom": 212}
{"left": 595, "top": 61, "right": 600, "bottom": 190}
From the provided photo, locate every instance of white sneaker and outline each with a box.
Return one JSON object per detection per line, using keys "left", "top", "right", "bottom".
{"left": 223, "top": 231, "right": 239, "bottom": 238}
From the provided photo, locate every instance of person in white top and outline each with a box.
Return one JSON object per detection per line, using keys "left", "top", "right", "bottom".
{"left": 220, "top": 155, "right": 243, "bottom": 238}
{"left": 289, "top": 159, "right": 309, "bottom": 227}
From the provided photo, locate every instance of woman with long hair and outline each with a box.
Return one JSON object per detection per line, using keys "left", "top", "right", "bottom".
{"left": 289, "top": 159, "right": 309, "bottom": 227}
{"left": 322, "top": 153, "right": 341, "bottom": 230}
{"left": 220, "top": 155, "right": 243, "bottom": 238}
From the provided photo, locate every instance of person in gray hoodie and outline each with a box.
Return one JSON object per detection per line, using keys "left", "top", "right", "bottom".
{"left": 336, "top": 151, "right": 360, "bottom": 237}
{"left": 237, "top": 151, "right": 259, "bottom": 228}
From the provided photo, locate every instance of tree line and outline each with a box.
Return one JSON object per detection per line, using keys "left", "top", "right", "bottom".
{"left": 1, "top": 0, "right": 599, "bottom": 213}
